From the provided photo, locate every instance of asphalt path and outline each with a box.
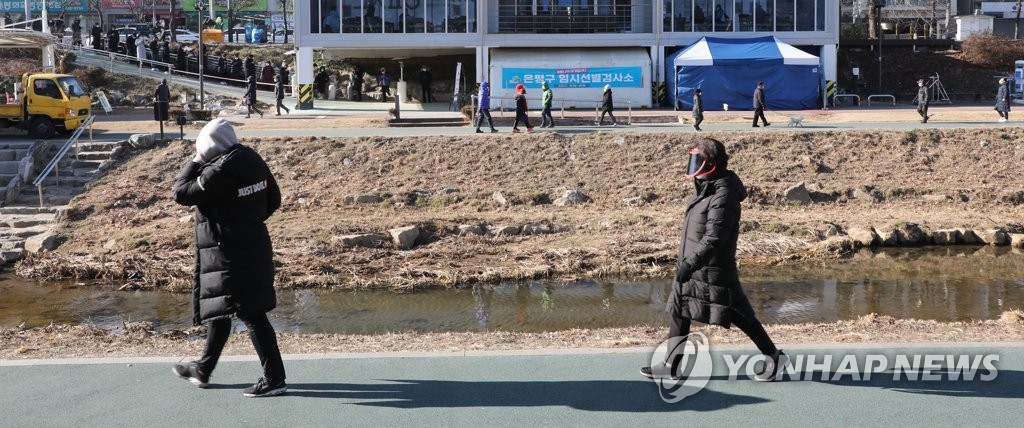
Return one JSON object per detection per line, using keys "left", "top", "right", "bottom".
{"left": 1, "top": 343, "right": 1020, "bottom": 426}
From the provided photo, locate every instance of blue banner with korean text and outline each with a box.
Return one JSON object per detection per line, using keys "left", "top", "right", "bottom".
{"left": 503, "top": 66, "right": 643, "bottom": 89}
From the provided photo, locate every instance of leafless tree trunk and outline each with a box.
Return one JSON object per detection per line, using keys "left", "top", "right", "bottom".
{"left": 868, "top": 0, "right": 878, "bottom": 39}
{"left": 1016, "top": 0, "right": 1022, "bottom": 39}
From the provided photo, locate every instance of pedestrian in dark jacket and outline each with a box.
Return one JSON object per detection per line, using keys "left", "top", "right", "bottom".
{"left": 418, "top": 65, "right": 434, "bottom": 102}
{"left": 124, "top": 33, "right": 136, "bottom": 61}
{"left": 915, "top": 79, "right": 930, "bottom": 123}
{"left": 351, "top": 65, "right": 364, "bottom": 101}
{"left": 154, "top": 79, "right": 170, "bottom": 121}
{"left": 641, "top": 138, "right": 786, "bottom": 382}
{"left": 597, "top": 84, "right": 618, "bottom": 126}
{"left": 540, "top": 81, "right": 554, "bottom": 128}
{"left": 232, "top": 54, "right": 243, "bottom": 81}
{"left": 244, "top": 54, "right": 255, "bottom": 79}
{"left": 106, "top": 28, "right": 119, "bottom": 53}
{"left": 995, "top": 77, "right": 1010, "bottom": 122}
{"left": 274, "top": 74, "right": 290, "bottom": 115}
{"left": 148, "top": 37, "right": 159, "bottom": 70}
{"left": 512, "top": 83, "right": 533, "bottom": 133}
{"left": 159, "top": 40, "right": 171, "bottom": 70}
{"left": 692, "top": 89, "right": 704, "bottom": 131}
{"left": 243, "top": 75, "right": 263, "bottom": 118}
{"left": 314, "top": 67, "right": 328, "bottom": 99}
{"left": 752, "top": 81, "right": 769, "bottom": 127}
{"left": 174, "top": 43, "right": 186, "bottom": 72}
{"left": 91, "top": 23, "right": 103, "bottom": 50}
{"left": 217, "top": 55, "right": 227, "bottom": 78}
{"left": 378, "top": 67, "right": 392, "bottom": 102}
{"left": 171, "top": 118, "right": 287, "bottom": 398}
{"left": 474, "top": 81, "right": 497, "bottom": 133}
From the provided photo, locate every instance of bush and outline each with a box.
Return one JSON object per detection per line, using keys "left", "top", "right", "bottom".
{"left": 79, "top": 67, "right": 110, "bottom": 89}
{"left": 961, "top": 34, "right": 1024, "bottom": 69}
{"left": 190, "top": 110, "right": 212, "bottom": 121}
{"left": 461, "top": 105, "right": 475, "bottom": 120}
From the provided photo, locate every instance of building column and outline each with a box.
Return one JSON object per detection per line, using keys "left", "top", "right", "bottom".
{"left": 476, "top": 45, "right": 489, "bottom": 83}
{"left": 296, "top": 47, "right": 315, "bottom": 109}
{"left": 822, "top": 44, "right": 837, "bottom": 108}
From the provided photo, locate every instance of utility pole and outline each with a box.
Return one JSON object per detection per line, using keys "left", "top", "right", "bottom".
{"left": 876, "top": 3, "right": 884, "bottom": 93}
{"left": 197, "top": 0, "right": 206, "bottom": 111}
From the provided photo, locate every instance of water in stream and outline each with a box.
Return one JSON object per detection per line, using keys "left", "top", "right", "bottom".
{"left": 1, "top": 247, "right": 1021, "bottom": 334}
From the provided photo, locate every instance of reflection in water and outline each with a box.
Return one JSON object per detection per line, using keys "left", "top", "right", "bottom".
{"left": 1, "top": 247, "right": 1023, "bottom": 334}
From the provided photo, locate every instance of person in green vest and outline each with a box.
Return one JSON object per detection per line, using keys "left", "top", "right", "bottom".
{"left": 540, "top": 81, "right": 554, "bottom": 128}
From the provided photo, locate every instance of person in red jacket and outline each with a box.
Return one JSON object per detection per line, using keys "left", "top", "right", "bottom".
{"left": 512, "top": 83, "right": 533, "bottom": 133}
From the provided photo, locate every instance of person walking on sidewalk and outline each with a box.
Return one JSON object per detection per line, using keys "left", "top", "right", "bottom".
{"left": 172, "top": 118, "right": 287, "bottom": 398}
{"left": 752, "top": 81, "right": 769, "bottom": 127}
{"left": 378, "top": 67, "right": 392, "bottom": 102}
{"left": 995, "top": 77, "right": 1011, "bottom": 123}
{"left": 512, "top": 83, "right": 534, "bottom": 133}
{"left": 418, "top": 65, "right": 434, "bottom": 102}
{"left": 274, "top": 74, "right": 290, "bottom": 115}
{"left": 641, "top": 138, "right": 787, "bottom": 382}
{"left": 540, "top": 81, "right": 555, "bottom": 128}
{"left": 692, "top": 88, "right": 704, "bottom": 131}
{"left": 475, "top": 81, "right": 498, "bottom": 133}
{"left": 243, "top": 75, "right": 263, "bottom": 118}
{"left": 915, "top": 79, "right": 930, "bottom": 123}
{"left": 597, "top": 84, "right": 618, "bottom": 126}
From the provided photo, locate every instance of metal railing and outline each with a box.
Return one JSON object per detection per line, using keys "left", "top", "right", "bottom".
{"left": 31, "top": 115, "right": 95, "bottom": 207}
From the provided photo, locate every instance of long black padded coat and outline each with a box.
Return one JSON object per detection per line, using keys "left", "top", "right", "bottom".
{"left": 667, "top": 169, "right": 751, "bottom": 328}
{"left": 173, "top": 145, "right": 281, "bottom": 326}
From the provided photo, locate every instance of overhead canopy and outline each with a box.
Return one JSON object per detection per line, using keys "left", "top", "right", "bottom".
{"left": 0, "top": 29, "right": 57, "bottom": 49}
{"left": 668, "top": 36, "right": 821, "bottom": 110}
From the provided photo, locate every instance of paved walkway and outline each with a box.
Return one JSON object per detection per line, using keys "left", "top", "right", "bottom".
{"left": 1, "top": 343, "right": 1020, "bottom": 426}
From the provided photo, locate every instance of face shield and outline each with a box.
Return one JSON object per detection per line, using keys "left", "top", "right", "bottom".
{"left": 685, "top": 148, "right": 716, "bottom": 178}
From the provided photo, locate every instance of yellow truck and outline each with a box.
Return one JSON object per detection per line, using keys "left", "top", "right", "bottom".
{"left": 0, "top": 73, "right": 91, "bottom": 139}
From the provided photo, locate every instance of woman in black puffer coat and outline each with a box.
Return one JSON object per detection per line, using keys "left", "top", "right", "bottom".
{"left": 171, "top": 118, "right": 287, "bottom": 398}
{"left": 642, "top": 137, "right": 786, "bottom": 383}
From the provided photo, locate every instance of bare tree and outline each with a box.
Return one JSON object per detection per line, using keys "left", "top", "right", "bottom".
{"left": 1016, "top": 0, "right": 1022, "bottom": 39}
{"left": 280, "top": 0, "right": 290, "bottom": 44}
{"left": 86, "top": 0, "right": 105, "bottom": 28}
{"left": 868, "top": 0, "right": 878, "bottom": 39}
{"left": 223, "top": 0, "right": 259, "bottom": 42}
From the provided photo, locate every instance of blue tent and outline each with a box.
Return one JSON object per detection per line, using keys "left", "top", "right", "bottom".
{"left": 668, "top": 36, "right": 821, "bottom": 111}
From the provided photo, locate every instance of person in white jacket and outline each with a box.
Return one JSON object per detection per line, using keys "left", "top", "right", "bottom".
{"left": 135, "top": 33, "right": 149, "bottom": 65}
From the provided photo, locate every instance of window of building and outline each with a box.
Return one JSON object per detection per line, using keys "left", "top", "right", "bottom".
{"left": 694, "top": 0, "right": 712, "bottom": 31}
{"left": 385, "top": 0, "right": 403, "bottom": 32}
{"left": 815, "top": 0, "right": 824, "bottom": 31}
{"left": 796, "top": 0, "right": 813, "bottom": 31}
{"left": 776, "top": 0, "right": 793, "bottom": 31}
{"left": 735, "top": 0, "right": 753, "bottom": 32}
{"left": 427, "top": 0, "right": 446, "bottom": 33}
{"left": 754, "top": 0, "right": 772, "bottom": 31}
{"left": 408, "top": 0, "right": 426, "bottom": 32}
{"left": 342, "top": 0, "right": 361, "bottom": 33}
{"left": 668, "top": 0, "right": 693, "bottom": 32}
{"left": 713, "top": 0, "right": 731, "bottom": 32}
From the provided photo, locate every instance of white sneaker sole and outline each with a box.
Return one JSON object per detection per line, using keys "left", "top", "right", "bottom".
{"left": 171, "top": 367, "right": 208, "bottom": 388}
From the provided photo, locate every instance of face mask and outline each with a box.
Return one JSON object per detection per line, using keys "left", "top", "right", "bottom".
{"left": 686, "top": 148, "right": 716, "bottom": 178}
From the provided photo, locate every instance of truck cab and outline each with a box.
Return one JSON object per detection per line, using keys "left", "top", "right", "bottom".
{"left": 0, "top": 73, "right": 91, "bottom": 139}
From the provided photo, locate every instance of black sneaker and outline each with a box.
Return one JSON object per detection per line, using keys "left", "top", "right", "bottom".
{"left": 242, "top": 377, "right": 287, "bottom": 398}
{"left": 640, "top": 361, "right": 683, "bottom": 381}
{"left": 172, "top": 361, "right": 209, "bottom": 388}
{"left": 753, "top": 350, "right": 789, "bottom": 382}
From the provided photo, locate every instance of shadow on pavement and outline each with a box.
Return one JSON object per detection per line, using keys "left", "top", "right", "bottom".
{"left": 281, "top": 379, "right": 767, "bottom": 412}
{"left": 811, "top": 370, "right": 1024, "bottom": 399}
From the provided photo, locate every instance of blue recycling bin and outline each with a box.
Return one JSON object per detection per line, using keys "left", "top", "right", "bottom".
{"left": 253, "top": 26, "right": 266, "bottom": 43}
{"left": 244, "top": 23, "right": 253, "bottom": 43}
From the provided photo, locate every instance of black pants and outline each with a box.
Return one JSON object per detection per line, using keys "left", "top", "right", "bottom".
{"left": 693, "top": 114, "right": 703, "bottom": 130}
{"left": 917, "top": 103, "right": 929, "bottom": 122}
{"left": 513, "top": 111, "right": 532, "bottom": 129}
{"left": 753, "top": 107, "right": 768, "bottom": 126}
{"left": 668, "top": 293, "right": 778, "bottom": 359}
{"left": 198, "top": 311, "right": 286, "bottom": 383}
{"left": 541, "top": 106, "right": 554, "bottom": 127}
{"left": 247, "top": 102, "right": 263, "bottom": 118}
{"left": 276, "top": 97, "right": 289, "bottom": 115}
{"left": 476, "top": 108, "right": 495, "bottom": 130}
{"left": 421, "top": 86, "right": 433, "bottom": 102}
{"left": 599, "top": 108, "right": 616, "bottom": 125}
{"left": 381, "top": 86, "right": 390, "bottom": 102}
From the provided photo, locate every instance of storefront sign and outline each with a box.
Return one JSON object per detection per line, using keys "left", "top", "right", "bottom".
{"left": 181, "top": 0, "right": 267, "bottom": 11}
{"left": 503, "top": 66, "right": 643, "bottom": 89}
{"left": 0, "top": 0, "right": 87, "bottom": 13}
{"left": 100, "top": 0, "right": 173, "bottom": 7}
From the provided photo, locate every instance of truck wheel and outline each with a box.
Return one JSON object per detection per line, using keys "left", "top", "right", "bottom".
{"left": 29, "top": 117, "right": 56, "bottom": 139}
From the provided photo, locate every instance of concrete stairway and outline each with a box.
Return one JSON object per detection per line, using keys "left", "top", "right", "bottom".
{"left": 0, "top": 141, "right": 121, "bottom": 265}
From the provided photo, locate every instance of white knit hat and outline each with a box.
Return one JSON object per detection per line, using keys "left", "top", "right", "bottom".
{"left": 195, "top": 118, "right": 238, "bottom": 163}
